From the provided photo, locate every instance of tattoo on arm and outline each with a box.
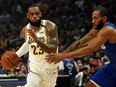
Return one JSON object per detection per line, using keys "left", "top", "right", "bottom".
{"left": 47, "top": 24, "right": 58, "bottom": 52}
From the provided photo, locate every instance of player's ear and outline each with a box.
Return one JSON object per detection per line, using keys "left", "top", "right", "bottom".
{"left": 103, "top": 16, "right": 107, "bottom": 21}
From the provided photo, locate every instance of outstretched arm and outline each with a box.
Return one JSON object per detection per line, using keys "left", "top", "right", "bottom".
{"left": 46, "top": 26, "right": 114, "bottom": 63}
{"left": 62, "top": 28, "right": 97, "bottom": 53}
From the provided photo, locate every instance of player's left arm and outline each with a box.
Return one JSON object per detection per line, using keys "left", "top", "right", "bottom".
{"left": 62, "top": 26, "right": 114, "bottom": 59}
{"left": 45, "top": 20, "right": 58, "bottom": 53}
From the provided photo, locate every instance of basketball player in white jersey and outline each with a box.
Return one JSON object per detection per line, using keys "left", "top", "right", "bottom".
{"left": 16, "top": 4, "right": 59, "bottom": 87}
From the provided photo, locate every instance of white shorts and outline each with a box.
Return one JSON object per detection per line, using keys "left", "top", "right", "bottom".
{"left": 24, "top": 62, "right": 58, "bottom": 87}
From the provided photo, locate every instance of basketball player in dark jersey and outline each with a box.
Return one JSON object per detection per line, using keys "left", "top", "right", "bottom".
{"left": 46, "top": 7, "right": 116, "bottom": 87}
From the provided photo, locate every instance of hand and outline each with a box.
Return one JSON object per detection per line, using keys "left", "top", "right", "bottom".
{"left": 27, "top": 29, "right": 38, "bottom": 42}
{"left": 45, "top": 53, "right": 66, "bottom": 64}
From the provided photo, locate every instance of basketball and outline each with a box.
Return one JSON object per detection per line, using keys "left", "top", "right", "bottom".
{"left": 1, "top": 51, "right": 20, "bottom": 70}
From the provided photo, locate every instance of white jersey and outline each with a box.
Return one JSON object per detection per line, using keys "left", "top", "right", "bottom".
{"left": 25, "top": 20, "right": 59, "bottom": 70}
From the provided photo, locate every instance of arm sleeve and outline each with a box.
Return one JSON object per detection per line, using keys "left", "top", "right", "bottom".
{"left": 16, "top": 42, "right": 29, "bottom": 57}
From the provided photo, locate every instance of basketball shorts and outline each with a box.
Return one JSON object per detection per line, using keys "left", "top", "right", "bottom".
{"left": 91, "top": 63, "right": 116, "bottom": 87}
{"left": 24, "top": 62, "right": 58, "bottom": 87}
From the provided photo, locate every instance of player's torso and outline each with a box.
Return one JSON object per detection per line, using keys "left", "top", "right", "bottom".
{"left": 25, "top": 20, "right": 59, "bottom": 69}
{"left": 101, "top": 22, "right": 116, "bottom": 68}
{"left": 26, "top": 20, "right": 48, "bottom": 65}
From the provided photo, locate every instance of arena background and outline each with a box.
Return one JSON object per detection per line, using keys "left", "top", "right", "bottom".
{"left": 0, "top": 0, "right": 116, "bottom": 87}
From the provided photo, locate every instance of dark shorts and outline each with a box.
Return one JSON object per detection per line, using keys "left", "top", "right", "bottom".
{"left": 91, "top": 63, "right": 116, "bottom": 87}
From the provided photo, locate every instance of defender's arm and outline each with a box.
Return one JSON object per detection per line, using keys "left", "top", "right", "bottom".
{"left": 64, "top": 26, "right": 114, "bottom": 59}
{"left": 62, "top": 28, "right": 97, "bottom": 53}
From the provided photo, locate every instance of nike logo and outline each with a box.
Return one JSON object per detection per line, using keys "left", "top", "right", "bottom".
{"left": 39, "top": 32, "right": 44, "bottom": 34}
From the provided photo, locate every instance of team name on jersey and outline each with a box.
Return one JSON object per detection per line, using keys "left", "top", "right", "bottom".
{"left": 28, "top": 36, "right": 45, "bottom": 44}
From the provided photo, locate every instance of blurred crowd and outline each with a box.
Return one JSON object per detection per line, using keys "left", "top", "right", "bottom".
{"left": 0, "top": 0, "right": 116, "bottom": 87}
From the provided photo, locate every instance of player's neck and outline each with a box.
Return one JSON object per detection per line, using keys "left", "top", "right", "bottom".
{"left": 30, "top": 19, "right": 42, "bottom": 32}
{"left": 29, "top": 19, "right": 42, "bottom": 31}
{"left": 31, "top": 25, "right": 40, "bottom": 32}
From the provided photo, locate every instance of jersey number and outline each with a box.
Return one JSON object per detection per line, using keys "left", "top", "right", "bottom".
{"left": 31, "top": 45, "right": 44, "bottom": 55}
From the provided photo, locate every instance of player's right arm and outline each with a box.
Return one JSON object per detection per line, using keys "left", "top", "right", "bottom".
{"left": 16, "top": 27, "right": 29, "bottom": 57}
{"left": 21, "top": 27, "right": 26, "bottom": 38}
{"left": 62, "top": 28, "right": 98, "bottom": 53}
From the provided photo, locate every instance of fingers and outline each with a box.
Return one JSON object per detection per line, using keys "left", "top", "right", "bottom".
{"left": 45, "top": 54, "right": 56, "bottom": 64}
{"left": 27, "top": 29, "right": 35, "bottom": 35}
{"left": 45, "top": 57, "right": 59, "bottom": 64}
{"left": 27, "top": 29, "right": 37, "bottom": 41}
{"left": 46, "top": 54, "right": 54, "bottom": 57}
{"left": 27, "top": 29, "right": 34, "bottom": 32}
{"left": 45, "top": 57, "right": 54, "bottom": 63}
{"left": 45, "top": 58, "right": 59, "bottom": 64}
{"left": 45, "top": 58, "right": 51, "bottom": 63}
{"left": 45, "top": 53, "right": 61, "bottom": 64}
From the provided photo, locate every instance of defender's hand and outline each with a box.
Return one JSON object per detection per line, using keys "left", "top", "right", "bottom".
{"left": 45, "top": 53, "right": 65, "bottom": 64}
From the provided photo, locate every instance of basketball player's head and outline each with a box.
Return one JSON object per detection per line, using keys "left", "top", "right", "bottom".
{"left": 92, "top": 7, "right": 109, "bottom": 30}
{"left": 27, "top": 4, "right": 42, "bottom": 26}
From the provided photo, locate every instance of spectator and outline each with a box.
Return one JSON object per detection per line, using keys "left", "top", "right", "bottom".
{"left": 90, "top": 61, "right": 100, "bottom": 75}
{"left": 0, "top": 35, "right": 10, "bottom": 49}
{"left": 19, "top": 63, "right": 27, "bottom": 77}
{"left": 58, "top": 59, "right": 79, "bottom": 87}
{"left": 75, "top": 65, "right": 91, "bottom": 87}
{"left": 76, "top": 60, "right": 83, "bottom": 71}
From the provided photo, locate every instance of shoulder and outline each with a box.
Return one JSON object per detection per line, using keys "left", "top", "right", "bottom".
{"left": 45, "top": 20, "right": 58, "bottom": 37}
{"left": 21, "top": 26, "right": 27, "bottom": 38}
{"left": 75, "top": 71, "right": 83, "bottom": 78}
{"left": 46, "top": 20, "right": 56, "bottom": 26}
{"left": 45, "top": 20, "right": 57, "bottom": 30}
{"left": 97, "top": 26, "right": 114, "bottom": 40}
{"left": 99, "top": 26, "right": 114, "bottom": 35}
{"left": 105, "top": 22, "right": 116, "bottom": 29}
{"left": 99, "top": 22, "right": 115, "bottom": 34}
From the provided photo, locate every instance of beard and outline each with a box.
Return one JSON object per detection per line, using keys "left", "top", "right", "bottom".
{"left": 93, "top": 21, "right": 104, "bottom": 31}
{"left": 29, "top": 18, "right": 41, "bottom": 26}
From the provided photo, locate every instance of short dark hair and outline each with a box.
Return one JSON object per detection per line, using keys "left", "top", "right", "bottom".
{"left": 27, "top": 4, "right": 40, "bottom": 12}
{"left": 93, "top": 6, "right": 109, "bottom": 18}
